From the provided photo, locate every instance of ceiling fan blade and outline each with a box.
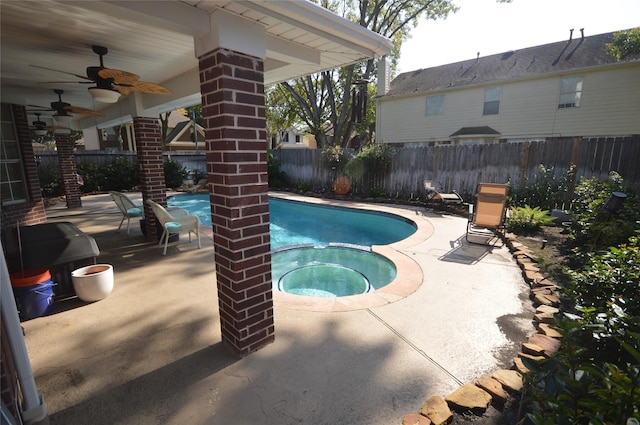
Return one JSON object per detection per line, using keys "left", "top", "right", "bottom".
{"left": 98, "top": 68, "right": 139, "bottom": 84}
{"left": 121, "top": 81, "right": 172, "bottom": 95}
{"left": 37, "top": 81, "right": 94, "bottom": 85}
{"left": 30, "top": 64, "right": 92, "bottom": 81}
{"left": 28, "top": 104, "right": 54, "bottom": 111}
{"left": 63, "top": 105, "right": 104, "bottom": 117}
{"left": 112, "top": 85, "right": 134, "bottom": 96}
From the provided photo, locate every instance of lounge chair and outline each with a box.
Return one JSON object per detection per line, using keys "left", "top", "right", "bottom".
{"left": 423, "top": 180, "right": 463, "bottom": 204}
{"left": 186, "top": 178, "right": 209, "bottom": 193}
{"left": 466, "top": 183, "right": 509, "bottom": 244}
{"left": 109, "top": 191, "right": 144, "bottom": 235}
{"left": 146, "top": 199, "right": 201, "bottom": 255}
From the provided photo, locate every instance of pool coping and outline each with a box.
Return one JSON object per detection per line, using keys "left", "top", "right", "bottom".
{"left": 269, "top": 193, "right": 433, "bottom": 312}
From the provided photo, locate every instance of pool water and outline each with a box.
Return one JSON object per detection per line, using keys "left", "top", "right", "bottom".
{"left": 168, "top": 194, "right": 415, "bottom": 297}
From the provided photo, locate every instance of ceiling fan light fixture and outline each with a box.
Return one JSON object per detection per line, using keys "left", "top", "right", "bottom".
{"left": 34, "top": 129, "right": 48, "bottom": 136}
{"left": 53, "top": 127, "right": 71, "bottom": 135}
{"left": 53, "top": 114, "right": 72, "bottom": 125}
{"left": 88, "top": 87, "right": 120, "bottom": 103}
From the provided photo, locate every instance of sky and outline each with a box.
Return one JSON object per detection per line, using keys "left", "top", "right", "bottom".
{"left": 397, "top": 0, "right": 640, "bottom": 73}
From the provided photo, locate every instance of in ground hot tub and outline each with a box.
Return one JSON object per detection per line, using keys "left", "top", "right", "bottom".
{"left": 272, "top": 245, "right": 396, "bottom": 297}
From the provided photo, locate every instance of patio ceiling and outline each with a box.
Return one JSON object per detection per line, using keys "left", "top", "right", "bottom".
{"left": 0, "top": 0, "right": 391, "bottom": 129}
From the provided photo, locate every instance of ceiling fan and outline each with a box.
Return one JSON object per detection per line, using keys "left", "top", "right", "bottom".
{"left": 29, "top": 89, "right": 104, "bottom": 118}
{"left": 30, "top": 111, "right": 76, "bottom": 135}
{"left": 32, "top": 45, "right": 172, "bottom": 103}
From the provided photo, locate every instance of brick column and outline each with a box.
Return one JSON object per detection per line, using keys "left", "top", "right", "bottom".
{"left": 199, "top": 48, "right": 274, "bottom": 357}
{"left": 133, "top": 117, "right": 165, "bottom": 240}
{"left": 55, "top": 132, "right": 82, "bottom": 208}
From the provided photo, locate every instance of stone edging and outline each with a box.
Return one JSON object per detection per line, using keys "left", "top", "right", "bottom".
{"left": 400, "top": 231, "right": 563, "bottom": 425}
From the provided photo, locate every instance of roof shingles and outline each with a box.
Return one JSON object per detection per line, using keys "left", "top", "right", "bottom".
{"left": 385, "top": 30, "right": 638, "bottom": 98}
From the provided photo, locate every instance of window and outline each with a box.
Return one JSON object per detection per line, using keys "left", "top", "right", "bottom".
{"left": 483, "top": 87, "right": 501, "bottom": 115}
{"left": 558, "top": 76, "right": 583, "bottom": 108}
{"left": 426, "top": 95, "right": 444, "bottom": 116}
{"left": 0, "top": 104, "right": 28, "bottom": 206}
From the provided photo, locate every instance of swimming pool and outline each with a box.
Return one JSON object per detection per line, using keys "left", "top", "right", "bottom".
{"left": 168, "top": 193, "right": 417, "bottom": 297}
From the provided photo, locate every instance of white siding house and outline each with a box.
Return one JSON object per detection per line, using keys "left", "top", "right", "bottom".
{"left": 376, "top": 29, "right": 640, "bottom": 146}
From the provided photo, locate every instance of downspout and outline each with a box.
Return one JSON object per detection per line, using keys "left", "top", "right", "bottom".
{"left": 0, "top": 244, "right": 48, "bottom": 425}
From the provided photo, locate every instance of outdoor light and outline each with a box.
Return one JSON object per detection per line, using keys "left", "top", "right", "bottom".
{"left": 53, "top": 127, "right": 71, "bottom": 135}
{"left": 53, "top": 114, "right": 72, "bottom": 125}
{"left": 33, "top": 129, "right": 47, "bottom": 136}
{"left": 602, "top": 191, "right": 627, "bottom": 214}
{"left": 88, "top": 87, "right": 120, "bottom": 103}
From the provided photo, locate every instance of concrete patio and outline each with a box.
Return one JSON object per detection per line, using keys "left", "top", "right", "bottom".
{"left": 19, "top": 192, "right": 535, "bottom": 424}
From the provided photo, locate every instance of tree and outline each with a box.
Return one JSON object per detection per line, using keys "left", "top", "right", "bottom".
{"left": 278, "top": 0, "right": 459, "bottom": 149}
{"left": 265, "top": 85, "right": 298, "bottom": 148}
{"left": 606, "top": 27, "right": 640, "bottom": 60}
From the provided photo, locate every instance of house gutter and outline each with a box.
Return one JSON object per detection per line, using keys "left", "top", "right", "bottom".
{"left": 0, "top": 245, "right": 48, "bottom": 425}
{"left": 246, "top": 0, "right": 393, "bottom": 58}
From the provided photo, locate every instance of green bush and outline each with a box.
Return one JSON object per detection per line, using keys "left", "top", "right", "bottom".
{"left": 192, "top": 168, "right": 207, "bottom": 183}
{"left": 163, "top": 158, "right": 188, "bottom": 189}
{"left": 509, "top": 164, "right": 576, "bottom": 211}
{"left": 506, "top": 204, "right": 556, "bottom": 234}
{"left": 569, "top": 172, "right": 639, "bottom": 252}
{"left": 76, "top": 162, "right": 101, "bottom": 193}
{"left": 345, "top": 141, "right": 395, "bottom": 195}
{"left": 267, "top": 150, "right": 287, "bottom": 188}
{"left": 37, "top": 162, "right": 63, "bottom": 198}
{"left": 101, "top": 156, "right": 139, "bottom": 191}
{"left": 523, "top": 236, "right": 640, "bottom": 424}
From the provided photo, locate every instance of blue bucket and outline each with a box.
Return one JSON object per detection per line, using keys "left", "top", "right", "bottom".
{"left": 11, "top": 269, "right": 55, "bottom": 321}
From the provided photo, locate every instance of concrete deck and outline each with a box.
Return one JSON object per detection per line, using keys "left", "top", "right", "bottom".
{"left": 20, "top": 192, "right": 535, "bottom": 424}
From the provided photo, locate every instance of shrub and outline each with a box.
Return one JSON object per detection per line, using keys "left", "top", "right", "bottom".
{"left": 523, "top": 236, "right": 640, "bottom": 424}
{"left": 192, "top": 168, "right": 207, "bottom": 183}
{"left": 76, "top": 162, "right": 101, "bottom": 193}
{"left": 163, "top": 158, "right": 188, "bottom": 189}
{"left": 267, "top": 150, "right": 287, "bottom": 188}
{"left": 101, "top": 156, "right": 139, "bottom": 191}
{"left": 509, "top": 164, "right": 576, "bottom": 211}
{"left": 569, "top": 172, "right": 639, "bottom": 252}
{"left": 506, "top": 204, "right": 556, "bottom": 234}
{"left": 345, "top": 141, "right": 395, "bottom": 195}
{"left": 37, "top": 162, "right": 63, "bottom": 198}
{"left": 297, "top": 182, "right": 312, "bottom": 193}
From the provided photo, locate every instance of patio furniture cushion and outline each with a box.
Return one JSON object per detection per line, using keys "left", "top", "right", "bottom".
{"left": 127, "top": 207, "right": 143, "bottom": 216}
{"left": 165, "top": 221, "right": 183, "bottom": 232}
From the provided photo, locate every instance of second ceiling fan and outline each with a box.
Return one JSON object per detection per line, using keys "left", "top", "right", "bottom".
{"left": 33, "top": 45, "right": 172, "bottom": 102}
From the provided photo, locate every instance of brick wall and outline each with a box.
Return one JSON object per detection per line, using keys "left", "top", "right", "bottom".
{"left": 133, "top": 117, "right": 165, "bottom": 239}
{"left": 199, "top": 48, "right": 274, "bottom": 357}
{"left": 55, "top": 132, "right": 82, "bottom": 208}
{"left": 1, "top": 104, "right": 46, "bottom": 232}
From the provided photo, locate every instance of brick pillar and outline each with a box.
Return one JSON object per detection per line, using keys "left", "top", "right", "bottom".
{"left": 199, "top": 48, "right": 274, "bottom": 357}
{"left": 133, "top": 117, "right": 166, "bottom": 240}
{"left": 55, "top": 132, "right": 82, "bottom": 208}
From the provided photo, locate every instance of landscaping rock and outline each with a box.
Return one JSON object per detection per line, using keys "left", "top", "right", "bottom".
{"left": 445, "top": 383, "right": 492, "bottom": 411}
{"left": 528, "top": 333, "right": 561, "bottom": 356}
{"left": 536, "top": 305, "right": 560, "bottom": 314}
{"left": 513, "top": 357, "right": 530, "bottom": 374}
{"left": 522, "top": 342, "right": 545, "bottom": 356}
{"left": 402, "top": 413, "right": 431, "bottom": 425}
{"left": 476, "top": 376, "right": 508, "bottom": 404}
{"left": 491, "top": 369, "right": 523, "bottom": 392}
{"left": 538, "top": 323, "right": 562, "bottom": 338}
{"left": 420, "top": 395, "right": 452, "bottom": 425}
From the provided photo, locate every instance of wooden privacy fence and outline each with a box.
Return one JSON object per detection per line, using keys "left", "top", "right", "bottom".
{"left": 274, "top": 136, "right": 640, "bottom": 200}
{"left": 36, "top": 136, "right": 638, "bottom": 200}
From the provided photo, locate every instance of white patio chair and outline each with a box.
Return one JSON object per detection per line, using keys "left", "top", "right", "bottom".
{"left": 146, "top": 199, "right": 201, "bottom": 255}
{"left": 109, "top": 191, "right": 143, "bottom": 234}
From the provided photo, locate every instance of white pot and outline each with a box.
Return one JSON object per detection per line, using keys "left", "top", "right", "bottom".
{"left": 71, "top": 264, "right": 114, "bottom": 302}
